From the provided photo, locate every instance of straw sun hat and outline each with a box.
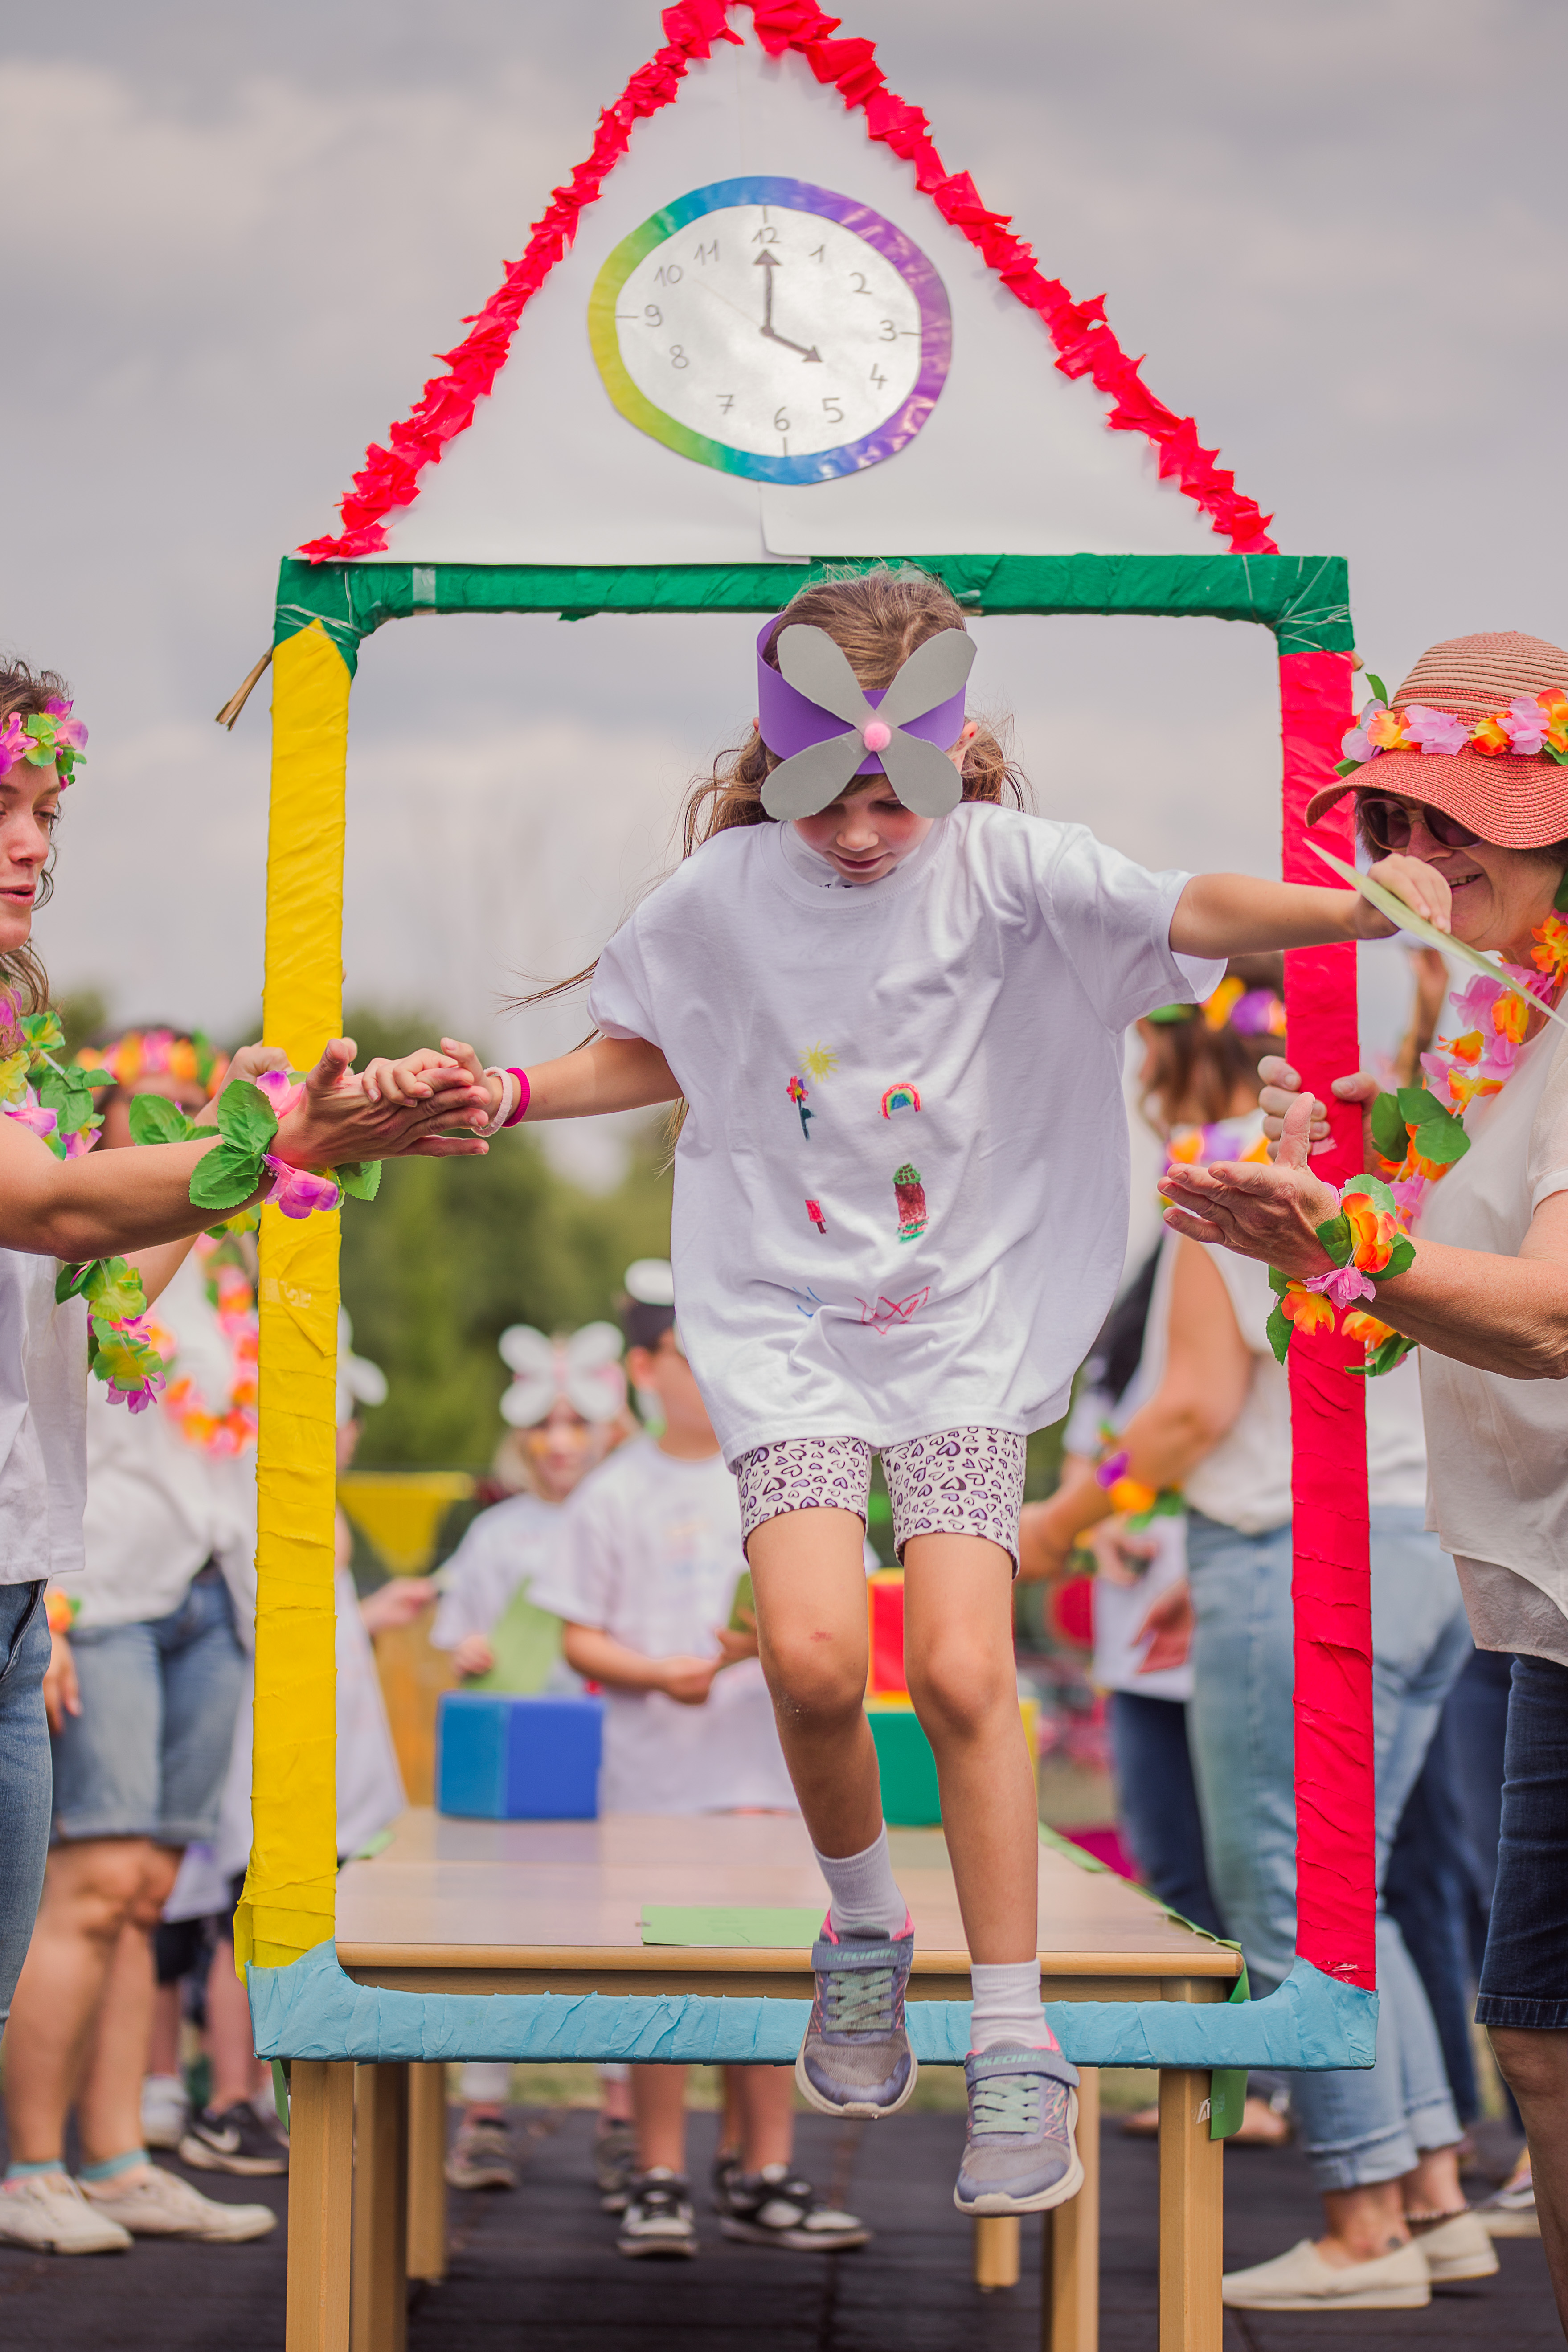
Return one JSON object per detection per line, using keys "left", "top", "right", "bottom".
{"left": 1306, "top": 630, "right": 1568, "bottom": 848}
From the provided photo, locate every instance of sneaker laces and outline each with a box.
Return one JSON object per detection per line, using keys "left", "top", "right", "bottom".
{"left": 970, "top": 2073, "right": 1044, "bottom": 2137}
{"left": 822, "top": 1960, "right": 897, "bottom": 2034}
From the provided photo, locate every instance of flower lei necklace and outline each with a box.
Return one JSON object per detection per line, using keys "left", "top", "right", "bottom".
{"left": 1269, "top": 904, "right": 1568, "bottom": 1375}
{"left": 148, "top": 1229, "right": 260, "bottom": 1457}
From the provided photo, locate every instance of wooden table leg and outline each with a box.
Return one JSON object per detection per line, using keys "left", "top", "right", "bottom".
{"left": 351, "top": 2063, "right": 409, "bottom": 2352}
{"left": 405, "top": 2062, "right": 449, "bottom": 2283}
{"left": 1158, "top": 2068, "right": 1223, "bottom": 2352}
{"left": 974, "top": 2215, "right": 1021, "bottom": 2289}
{"left": 1041, "top": 2064, "right": 1099, "bottom": 2351}
{"left": 286, "top": 2060, "right": 354, "bottom": 2352}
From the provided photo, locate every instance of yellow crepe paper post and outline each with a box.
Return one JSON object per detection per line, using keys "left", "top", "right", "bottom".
{"left": 1308, "top": 840, "right": 1568, "bottom": 1036}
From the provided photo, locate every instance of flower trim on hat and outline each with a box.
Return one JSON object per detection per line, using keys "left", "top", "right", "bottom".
{"left": 1336, "top": 671, "right": 1568, "bottom": 779}
{"left": 129, "top": 1068, "right": 381, "bottom": 1223}
{"left": 0, "top": 699, "right": 86, "bottom": 787}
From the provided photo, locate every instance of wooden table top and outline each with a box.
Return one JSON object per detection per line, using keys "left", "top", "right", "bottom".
{"left": 335, "top": 1812, "right": 1240, "bottom": 2000}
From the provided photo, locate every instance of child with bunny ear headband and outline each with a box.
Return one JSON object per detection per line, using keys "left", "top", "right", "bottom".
{"left": 425, "top": 564, "right": 1438, "bottom": 2223}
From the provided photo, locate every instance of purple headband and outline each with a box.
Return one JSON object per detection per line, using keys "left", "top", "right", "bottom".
{"left": 755, "top": 616, "right": 974, "bottom": 821}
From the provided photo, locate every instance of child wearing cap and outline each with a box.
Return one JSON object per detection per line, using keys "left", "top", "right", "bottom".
{"left": 527, "top": 1262, "right": 867, "bottom": 2260}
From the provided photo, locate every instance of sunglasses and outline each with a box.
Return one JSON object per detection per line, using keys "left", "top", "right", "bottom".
{"left": 1356, "top": 794, "right": 1480, "bottom": 855}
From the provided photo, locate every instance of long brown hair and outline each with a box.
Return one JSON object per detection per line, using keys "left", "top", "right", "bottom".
{"left": 521, "top": 567, "right": 1026, "bottom": 1018}
{"left": 0, "top": 660, "right": 66, "bottom": 1017}
{"left": 1138, "top": 954, "right": 1286, "bottom": 1133}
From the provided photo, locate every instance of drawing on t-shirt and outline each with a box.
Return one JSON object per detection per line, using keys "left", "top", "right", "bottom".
{"left": 880, "top": 1083, "right": 921, "bottom": 1119}
{"left": 806, "top": 1198, "right": 827, "bottom": 1234}
{"left": 893, "top": 1164, "right": 927, "bottom": 1242}
{"left": 857, "top": 1285, "right": 930, "bottom": 1334}
{"left": 787, "top": 1074, "right": 813, "bottom": 1139}
{"left": 799, "top": 1042, "right": 839, "bottom": 1083}
{"left": 790, "top": 1283, "right": 826, "bottom": 1319}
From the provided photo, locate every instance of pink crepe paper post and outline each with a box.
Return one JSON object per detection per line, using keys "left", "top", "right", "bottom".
{"left": 1281, "top": 648, "right": 1376, "bottom": 1992}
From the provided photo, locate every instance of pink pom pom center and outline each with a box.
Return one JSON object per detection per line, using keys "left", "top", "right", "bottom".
{"left": 862, "top": 720, "right": 892, "bottom": 753}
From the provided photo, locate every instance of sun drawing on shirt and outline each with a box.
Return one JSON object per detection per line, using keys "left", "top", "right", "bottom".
{"left": 799, "top": 1043, "right": 839, "bottom": 1083}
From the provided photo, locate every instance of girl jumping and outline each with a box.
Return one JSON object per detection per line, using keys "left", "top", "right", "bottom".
{"left": 417, "top": 568, "right": 1442, "bottom": 2216}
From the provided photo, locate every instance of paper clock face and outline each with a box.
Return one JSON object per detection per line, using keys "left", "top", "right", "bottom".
{"left": 588, "top": 176, "right": 952, "bottom": 485}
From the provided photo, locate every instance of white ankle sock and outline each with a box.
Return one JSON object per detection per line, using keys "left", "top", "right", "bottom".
{"left": 969, "top": 1961, "right": 1056, "bottom": 2054}
{"left": 812, "top": 1826, "right": 909, "bottom": 1938}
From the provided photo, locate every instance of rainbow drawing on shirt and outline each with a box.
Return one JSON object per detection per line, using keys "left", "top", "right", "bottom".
{"left": 787, "top": 1074, "right": 813, "bottom": 1140}
{"left": 800, "top": 1043, "right": 839, "bottom": 1083}
{"left": 893, "top": 1164, "right": 927, "bottom": 1242}
{"left": 857, "top": 1284, "right": 930, "bottom": 1333}
{"left": 880, "top": 1082, "right": 921, "bottom": 1119}
{"left": 806, "top": 1198, "right": 827, "bottom": 1234}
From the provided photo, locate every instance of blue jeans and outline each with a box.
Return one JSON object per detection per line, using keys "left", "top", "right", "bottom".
{"left": 1186, "top": 1506, "right": 1474, "bottom": 2190}
{"left": 0, "top": 1582, "right": 51, "bottom": 2027}
{"left": 1475, "top": 1653, "right": 1568, "bottom": 2033}
{"left": 52, "top": 1567, "right": 244, "bottom": 1845}
{"left": 1105, "top": 1690, "right": 1223, "bottom": 1937}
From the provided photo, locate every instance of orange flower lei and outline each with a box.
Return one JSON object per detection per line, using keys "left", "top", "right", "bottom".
{"left": 147, "top": 1231, "right": 259, "bottom": 1457}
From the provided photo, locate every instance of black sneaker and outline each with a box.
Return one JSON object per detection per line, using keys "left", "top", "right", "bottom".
{"left": 718, "top": 2164, "right": 869, "bottom": 2252}
{"left": 710, "top": 2148, "right": 742, "bottom": 2215}
{"left": 179, "top": 2102, "right": 290, "bottom": 2177}
{"left": 616, "top": 2168, "right": 698, "bottom": 2259}
{"left": 594, "top": 2116, "right": 639, "bottom": 2214}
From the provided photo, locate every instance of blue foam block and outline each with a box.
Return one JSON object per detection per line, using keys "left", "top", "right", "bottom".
{"left": 436, "top": 1691, "right": 603, "bottom": 1820}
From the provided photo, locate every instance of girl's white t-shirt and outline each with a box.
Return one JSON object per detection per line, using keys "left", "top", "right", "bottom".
{"left": 528, "top": 1435, "right": 797, "bottom": 1816}
{"left": 587, "top": 804, "right": 1221, "bottom": 1465}
{"left": 430, "top": 1490, "right": 563, "bottom": 1651}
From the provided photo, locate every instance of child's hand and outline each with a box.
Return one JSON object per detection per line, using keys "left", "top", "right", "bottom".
{"left": 1088, "top": 1521, "right": 1156, "bottom": 1588}
{"left": 714, "top": 1623, "right": 759, "bottom": 1666}
{"left": 360, "top": 1578, "right": 436, "bottom": 1637}
{"left": 439, "top": 1038, "right": 508, "bottom": 1125}
{"left": 1134, "top": 1580, "right": 1194, "bottom": 1675}
{"left": 451, "top": 1632, "right": 495, "bottom": 1678}
{"left": 43, "top": 1630, "right": 80, "bottom": 1733}
{"left": 1258, "top": 1055, "right": 1379, "bottom": 1161}
{"left": 658, "top": 1653, "right": 721, "bottom": 1706}
{"left": 1356, "top": 854, "right": 1453, "bottom": 938}
{"left": 360, "top": 1046, "right": 472, "bottom": 1108}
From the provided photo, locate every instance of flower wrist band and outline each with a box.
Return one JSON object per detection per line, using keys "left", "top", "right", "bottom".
{"left": 131, "top": 1071, "right": 381, "bottom": 1226}
{"left": 1093, "top": 1433, "right": 1183, "bottom": 1530}
{"left": 1267, "top": 1174, "right": 1416, "bottom": 1377}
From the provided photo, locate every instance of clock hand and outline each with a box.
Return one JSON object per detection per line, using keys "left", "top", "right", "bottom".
{"left": 761, "top": 325, "right": 823, "bottom": 363}
{"left": 753, "top": 252, "right": 822, "bottom": 362}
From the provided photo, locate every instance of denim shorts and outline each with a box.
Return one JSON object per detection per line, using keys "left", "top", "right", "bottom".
{"left": 736, "top": 1428, "right": 1027, "bottom": 1566}
{"left": 52, "top": 1565, "right": 246, "bottom": 1847}
{"left": 1475, "top": 1653, "right": 1568, "bottom": 2033}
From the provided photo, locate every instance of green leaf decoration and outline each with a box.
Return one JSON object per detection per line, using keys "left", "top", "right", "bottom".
{"left": 336, "top": 1159, "right": 382, "bottom": 1203}
{"left": 214, "top": 1081, "right": 278, "bottom": 1154}
{"left": 80, "top": 1258, "right": 148, "bottom": 1324}
{"left": 129, "top": 1092, "right": 200, "bottom": 1147}
{"left": 1405, "top": 1112, "right": 1470, "bottom": 1166}
{"left": 1333, "top": 758, "right": 1361, "bottom": 779}
{"left": 1308, "top": 841, "right": 1568, "bottom": 1035}
{"left": 190, "top": 1141, "right": 267, "bottom": 1211}
{"left": 1340, "top": 1171, "right": 1400, "bottom": 1216}
{"left": 1265, "top": 1298, "right": 1293, "bottom": 1365}
{"left": 55, "top": 1261, "right": 94, "bottom": 1304}
{"left": 1268, "top": 1264, "right": 1289, "bottom": 1295}
{"left": 1384, "top": 1237, "right": 1416, "bottom": 1278}
{"left": 1349, "top": 1331, "right": 1418, "bottom": 1379}
{"left": 1313, "top": 1209, "right": 1353, "bottom": 1266}
{"left": 20, "top": 1011, "right": 65, "bottom": 1054}
{"left": 1396, "top": 1084, "right": 1449, "bottom": 1130}
{"left": 1364, "top": 674, "right": 1389, "bottom": 705}
{"left": 1369, "top": 1091, "right": 1408, "bottom": 1161}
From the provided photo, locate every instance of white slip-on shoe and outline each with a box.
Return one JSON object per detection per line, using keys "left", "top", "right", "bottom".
{"left": 1412, "top": 2209, "right": 1500, "bottom": 2283}
{"left": 1221, "top": 2235, "right": 1430, "bottom": 2311}
{"left": 140, "top": 2074, "right": 190, "bottom": 2152}
{"left": 1475, "top": 2164, "right": 1539, "bottom": 2237}
{"left": 0, "top": 2174, "right": 133, "bottom": 2254}
{"left": 82, "top": 2163, "right": 276, "bottom": 2242}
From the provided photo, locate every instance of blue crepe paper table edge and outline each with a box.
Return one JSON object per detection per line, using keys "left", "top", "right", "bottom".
{"left": 248, "top": 1943, "right": 1376, "bottom": 2068}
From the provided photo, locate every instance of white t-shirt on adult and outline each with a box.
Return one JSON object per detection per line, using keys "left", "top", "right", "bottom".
{"left": 1185, "top": 1248, "right": 1428, "bottom": 1534}
{"left": 1417, "top": 1020, "right": 1568, "bottom": 1661}
{"left": 587, "top": 804, "right": 1221, "bottom": 1465}
{"left": 68, "top": 1252, "right": 257, "bottom": 1630}
{"left": 430, "top": 1491, "right": 563, "bottom": 1651}
{"left": 0, "top": 1248, "right": 87, "bottom": 1587}
{"left": 528, "top": 1434, "right": 797, "bottom": 1816}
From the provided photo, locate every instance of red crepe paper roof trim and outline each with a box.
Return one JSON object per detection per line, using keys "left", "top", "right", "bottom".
{"left": 300, "top": 0, "right": 1275, "bottom": 562}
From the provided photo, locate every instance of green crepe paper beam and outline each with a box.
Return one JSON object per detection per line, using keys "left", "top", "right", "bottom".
{"left": 246, "top": 1941, "right": 1374, "bottom": 2070}
{"left": 272, "top": 553, "right": 1354, "bottom": 678}
{"left": 640, "top": 1906, "right": 826, "bottom": 1948}
{"left": 1309, "top": 842, "right": 1568, "bottom": 1036}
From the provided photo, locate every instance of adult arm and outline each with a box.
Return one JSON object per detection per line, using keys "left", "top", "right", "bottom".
{"left": 1160, "top": 1094, "right": 1568, "bottom": 1380}
{"left": 0, "top": 1039, "right": 490, "bottom": 1263}
{"left": 1016, "top": 1242, "right": 1253, "bottom": 1579}
{"left": 1168, "top": 855, "right": 1453, "bottom": 961}
{"left": 560, "top": 1620, "right": 719, "bottom": 1704}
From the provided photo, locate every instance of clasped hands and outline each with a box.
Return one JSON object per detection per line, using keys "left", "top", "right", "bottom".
{"left": 203, "top": 1037, "right": 498, "bottom": 1171}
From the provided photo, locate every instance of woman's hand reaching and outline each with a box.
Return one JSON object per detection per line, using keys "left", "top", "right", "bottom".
{"left": 1351, "top": 854, "right": 1453, "bottom": 939}
{"left": 1159, "top": 1093, "right": 1342, "bottom": 1276}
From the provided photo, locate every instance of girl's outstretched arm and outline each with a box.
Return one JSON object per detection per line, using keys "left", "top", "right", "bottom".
{"left": 1169, "top": 855, "right": 1451, "bottom": 959}
{"left": 434, "top": 1034, "right": 680, "bottom": 1123}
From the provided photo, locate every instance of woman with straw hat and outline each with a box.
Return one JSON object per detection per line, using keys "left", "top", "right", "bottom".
{"left": 1159, "top": 631, "right": 1568, "bottom": 2327}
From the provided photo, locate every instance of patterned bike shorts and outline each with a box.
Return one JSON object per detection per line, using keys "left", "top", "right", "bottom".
{"left": 735, "top": 1428, "right": 1027, "bottom": 1569}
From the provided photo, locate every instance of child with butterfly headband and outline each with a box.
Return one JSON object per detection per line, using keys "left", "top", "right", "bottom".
{"left": 413, "top": 567, "right": 1445, "bottom": 2223}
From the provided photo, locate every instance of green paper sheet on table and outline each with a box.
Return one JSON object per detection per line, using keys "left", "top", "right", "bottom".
{"left": 640, "top": 1906, "right": 824, "bottom": 1948}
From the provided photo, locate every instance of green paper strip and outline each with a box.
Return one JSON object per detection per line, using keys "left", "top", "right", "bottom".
{"left": 639, "top": 1906, "right": 824, "bottom": 1948}
{"left": 1310, "top": 841, "right": 1568, "bottom": 1035}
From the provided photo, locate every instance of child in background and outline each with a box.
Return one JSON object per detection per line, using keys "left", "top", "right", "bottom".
{"left": 529, "top": 1264, "right": 868, "bottom": 2259}
{"left": 399, "top": 564, "right": 1435, "bottom": 2216}
{"left": 430, "top": 1319, "right": 626, "bottom": 2192}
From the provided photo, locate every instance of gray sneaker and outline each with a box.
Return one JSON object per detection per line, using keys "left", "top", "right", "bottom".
{"left": 794, "top": 1915, "right": 917, "bottom": 2119}
{"left": 954, "top": 2045, "right": 1083, "bottom": 2216}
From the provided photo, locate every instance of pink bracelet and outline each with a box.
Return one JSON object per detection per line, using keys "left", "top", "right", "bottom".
{"left": 503, "top": 1069, "right": 531, "bottom": 1127}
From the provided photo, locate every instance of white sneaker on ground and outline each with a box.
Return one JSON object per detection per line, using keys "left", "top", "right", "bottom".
{"left": 0, "top": 2174, "right": 132, "bottom": 2254}
{"left": 82, "top": 2163, "right": 276, "bottom": 2242}
{"left": 1411, "top": 2209, "right": 1499, "bottom": 2283}
{"left": 140, "top": 2074, "right": 190, "bottom": 2151}
{"left": 1221, "top": 2235, "right": 1430, "bottom": 2310}
{"left": 1476, "top": 2164, "right": 1539, "bottom": 2237}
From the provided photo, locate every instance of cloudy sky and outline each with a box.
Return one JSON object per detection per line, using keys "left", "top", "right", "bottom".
{"left": 4, "top": 0, "right": 1563, "bottom": 1179}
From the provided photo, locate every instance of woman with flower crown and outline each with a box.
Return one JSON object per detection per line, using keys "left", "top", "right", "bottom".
{"left": 1161, "top": 631, "right": 1568, "bottom": 2327}
{"left": 0, "top": 660, "right": 493, "bottom": 2259}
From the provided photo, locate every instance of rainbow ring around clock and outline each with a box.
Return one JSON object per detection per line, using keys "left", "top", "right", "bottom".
{"left": 588, "top": 176, "right": 952, "bottom": 485}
